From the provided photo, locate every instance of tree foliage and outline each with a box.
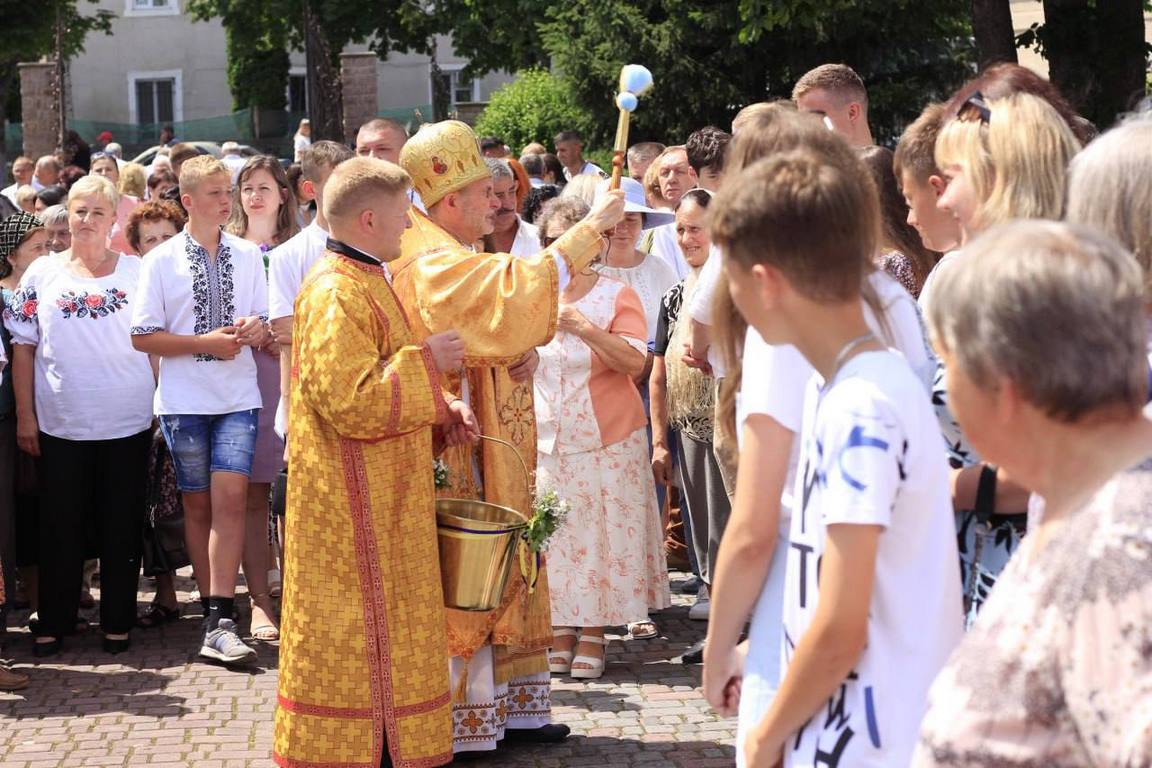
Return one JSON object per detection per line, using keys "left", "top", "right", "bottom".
{"left": 452, "top": 0, "right": 976, "bottom": 148}
{"left": 474, "top": 69, "right": 593, "bottom": 151}
{"left": 0, "top": 0, "right": 113, "bottom": 160}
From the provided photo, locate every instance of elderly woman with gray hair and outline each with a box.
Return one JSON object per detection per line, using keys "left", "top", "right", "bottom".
{"left": 3, "top": 174, "right": 155, "bottom": 658}
{"left": 37, "top": 205, "right": 71, "bottom": 253}
{"left": 914, "top": 220, "right": 1152, "bottom": 766}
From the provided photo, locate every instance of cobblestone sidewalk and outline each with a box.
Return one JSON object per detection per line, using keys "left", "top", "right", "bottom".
{"left": 0, "top": 571, "right": 736, "bottom": 767}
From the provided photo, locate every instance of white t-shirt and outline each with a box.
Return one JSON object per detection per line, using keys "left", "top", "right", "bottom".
{"left": 686, "top": 246, "right": 726, "bottom": 376}
{"left": 4, "top": 254, "right": 154, "bottom": 440}
{"left": 562, "top": 161, "right": 605, "bottom": 181}
{"left": 293, "top": 134, "right": 311, "bottom": 162}
{"left": 509, "top": 218, "right": 540, "bottom": 259}
{"left": 782, "top": 350, "right": 962, "bottom": 768}
{"left": 222, "top": 154, "right": 247, "bottom": 184}
{"left": 917, "top": 249, "right": 962, "bottom": 318}
{"left": 268, "top": 221, "right": 329, "bottom": 321}
{"left": 130, "top": 229, "right": 268, "bottom": 416}
{"left": 648, "top": 222, "right": 690, "bottom": 280}
{"left": 596, "top": 254, "right": 679, "bottom": 349}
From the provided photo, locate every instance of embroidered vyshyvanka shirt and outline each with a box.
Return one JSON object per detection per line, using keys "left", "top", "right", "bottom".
{"left": 130, "top": 229, "right": 268, "bottom": 416}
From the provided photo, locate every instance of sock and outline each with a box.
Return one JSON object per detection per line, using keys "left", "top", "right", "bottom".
{"left": 207, "top": 596, "right": 235, "bottom": 630}
{"left": 200, "top": 596, "right": 211, "bottom": 633}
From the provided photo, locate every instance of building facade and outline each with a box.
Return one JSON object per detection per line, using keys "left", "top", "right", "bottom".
{"left": 67, "top": 0, "right": 512, "bottom": 142}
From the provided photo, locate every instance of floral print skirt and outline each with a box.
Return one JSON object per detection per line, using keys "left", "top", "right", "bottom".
{"left": 537, "top": 427, "right": 670, "bottom": 627}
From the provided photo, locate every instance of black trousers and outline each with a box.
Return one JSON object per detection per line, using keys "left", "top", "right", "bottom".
{"left": 37, "top": 429, "right": 150, "bottom": 638}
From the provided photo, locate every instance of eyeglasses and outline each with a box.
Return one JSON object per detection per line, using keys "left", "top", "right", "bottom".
{"left": 957, "top": 91, "right": 991, "bottom": 124}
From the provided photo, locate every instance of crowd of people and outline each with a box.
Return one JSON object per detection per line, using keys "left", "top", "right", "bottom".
{"left": 0, "top": 59, "right": 1150, "bottom": 768}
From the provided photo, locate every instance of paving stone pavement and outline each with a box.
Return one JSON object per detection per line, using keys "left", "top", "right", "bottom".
{"left": 0, "top": 570, "right": 737, "bottom": 767}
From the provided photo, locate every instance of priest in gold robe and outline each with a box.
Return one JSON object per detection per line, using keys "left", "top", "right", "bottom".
{"left": 390, "top": 120, "right": 625, "bottom": 756}
{"left": 274, "top": 157, "right": 478, "bottom": 768}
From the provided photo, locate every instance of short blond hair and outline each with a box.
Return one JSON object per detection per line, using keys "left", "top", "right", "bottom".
{"left": 322, "top": 156, "right": 412, "bottom": 223}
{"left": 1067, "top": 118, "right": 1152, "bottom": 296}
{"left": 929, "top": 220, "right": 1147, "bottom": 422}
{"left": 68, "top": 174, "right": 120, "bottom": 210}
{"left": 935, "top": 92, "right": 1080, "bottom": 231}
{"left": 792, "top": 64, "right": 867, "bottom": 106}
{"left": 179, "top": 155, "right": 231, "bottom": 193}
{"left": 119, "top": 162, "right": 147, "bottom": 199}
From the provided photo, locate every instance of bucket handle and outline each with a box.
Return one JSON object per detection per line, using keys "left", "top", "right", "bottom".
{"left": 476, "top": 434, "right": 541, "bottom": 592}
{"left": 476, "top": 434, "right": 532, "bottom": 520}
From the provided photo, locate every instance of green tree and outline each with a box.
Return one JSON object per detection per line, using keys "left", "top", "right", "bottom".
{"left": 450, "top": 0, "right": 974, "bottom": 148}
{"left": 188, "top": 0, "right": 445, "bottom": 140}
{"left": 0, "top": 0, "right": 113, "bottom": 167}
{"left": 474, "top": 69, "right": 593, "bottom": 151}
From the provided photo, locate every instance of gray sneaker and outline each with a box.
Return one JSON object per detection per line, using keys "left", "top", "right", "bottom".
{"left": 200, "top": 619, "right": 257, "bottom": 665}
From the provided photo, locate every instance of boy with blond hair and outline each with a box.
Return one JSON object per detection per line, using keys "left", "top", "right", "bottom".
{"left": 131, "top": 155, "right": 269, "bottom": 666}
{"left": 711, "top": 148, "right": 961, "bottom": 768}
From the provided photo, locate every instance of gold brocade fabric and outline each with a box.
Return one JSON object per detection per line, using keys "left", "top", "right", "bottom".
{"left": 274, "top": 252, "right": 453, "bottom": 768}
{"left": 391, "top": 211, "right": 601, "bottom": 659}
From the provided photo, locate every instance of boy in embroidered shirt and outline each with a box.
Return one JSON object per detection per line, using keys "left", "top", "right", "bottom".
{"left": 710, "top": 148, "right": 961, "bottom": 768}
{"left": 130, "top": 156, "right": 270, "bottom": 666}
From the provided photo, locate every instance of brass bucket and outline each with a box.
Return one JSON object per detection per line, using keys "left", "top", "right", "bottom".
{"left": 436, "top": 436, "right": 530, "bottom": 611}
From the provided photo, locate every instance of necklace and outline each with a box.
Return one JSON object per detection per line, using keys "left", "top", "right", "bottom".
{"left": 826, "top": 332, "right": 876, "bottom": 386}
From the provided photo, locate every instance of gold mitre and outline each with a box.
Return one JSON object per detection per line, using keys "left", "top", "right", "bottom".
{"left": 400, "top": 120, "right": 489, "bottom": 208}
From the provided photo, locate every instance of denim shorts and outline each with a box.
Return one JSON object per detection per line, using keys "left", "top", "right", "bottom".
{"left": 158, "top": 410, "right": 259, "bottom": 492}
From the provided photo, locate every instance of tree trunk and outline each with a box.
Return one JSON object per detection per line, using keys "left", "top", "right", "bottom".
{"left": 1041, "top": 0, "right": 1095, "bottom": 115}
{"left": 1094, "top": 0, "right": 1147, "bottom": 122}
{"left": 971, "top": 0, "right": 1018, "bottom": 68}
{"left": 302, "top": 0, "right": 343, "bottom": 142}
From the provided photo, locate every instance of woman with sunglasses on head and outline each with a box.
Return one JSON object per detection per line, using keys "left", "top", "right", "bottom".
{"left": 223, "top": 156, "right": 298, "bottom": 643}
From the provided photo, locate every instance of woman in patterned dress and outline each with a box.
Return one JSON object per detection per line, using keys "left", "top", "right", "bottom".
{"left": 914, "top": 221, "right": 1152, "bottom": 766}
{"left": 533, "top": 197, "right": 670, "bottom": 680}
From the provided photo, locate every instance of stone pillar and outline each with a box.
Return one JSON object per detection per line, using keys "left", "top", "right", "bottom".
{"left": 341, "top": 53, "right": 379, "bottom": 144}
{"left": 18, "top": 62, "right": 59, "bottom": 159}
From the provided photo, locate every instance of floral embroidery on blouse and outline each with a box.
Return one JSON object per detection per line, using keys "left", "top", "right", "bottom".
{"left": 186, "top": 236, "right": 236, "bottom": 361}
{"left": 3, "top": 287, "right": 38, "bottom": 323}
{"left": 55, "top": 287, "right": 129, "bottom": 320}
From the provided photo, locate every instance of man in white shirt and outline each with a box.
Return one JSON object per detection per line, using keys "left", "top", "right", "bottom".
{"left": 792, "top": 63, "right": 875, "bottom": 148}
{"left": 554, "top": 129, "right": 605, "bottom": 180}
{"left": 33, "top": 156, "right": 61, "bottom": 190}
{"left": 627, "top": 141, "right": 665, "bottom": 183}
{"left": 520, "top": 153, "right": 548, "bottom": 188}
{"left": 647, "top": 146, "right": 698, "bottom": 279}
{"left": 484, "top": 158, "right": 539, "bottom": 257}
{"left": 357, "top": 117, "right": 424, "bottom": 212}
{"left": 268, "top": 140, "right": 355, "bottom": 437}
{"left": 220, "top": 141, "right": 247, "bottom": 183}
{"left": 1, "top": 156, "right": 35, "bottom": 205}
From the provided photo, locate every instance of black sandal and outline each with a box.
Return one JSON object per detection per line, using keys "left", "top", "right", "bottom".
{"left": 136, "top": 604, "right": 181, "bottom": 629}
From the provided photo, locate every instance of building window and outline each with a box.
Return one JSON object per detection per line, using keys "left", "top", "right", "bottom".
{"left": 288, "top": 72, "right": 309, "bottom": 113}
{"left": 433, "top": 66, "right": 479, "bottom": 108}
{"left": 128, "top": 70, "right": 183, "bottom": 125}
{"left": 125, "top": 0, "right": 180, "bottom": 15}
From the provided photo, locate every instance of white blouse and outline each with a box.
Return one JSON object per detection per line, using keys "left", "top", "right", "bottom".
{"left": 130, "top": 229, "right": 268, "bottom": 416}
{"left": 3, "top": 253, "right": 154, "bottom": 440}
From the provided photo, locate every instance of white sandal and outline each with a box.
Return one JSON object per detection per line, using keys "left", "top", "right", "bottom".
{"left": 570, "top": 634, "right": 609, "bottom": 680}
{"left": 548, "top": 628, "right": 579, "bottom": 674}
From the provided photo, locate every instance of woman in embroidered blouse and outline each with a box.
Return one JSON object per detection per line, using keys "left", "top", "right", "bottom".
{"left": 534, "top": 197, "right": 670, "bottom": 681}
{"left": 914, "top": 221, "right": 1152, "bottom": 767}
{"left": 223, "top": 155, "right": 297, "bottom": 643}
{"left": 4, "top": 175, "right": 155, "bottom": 657}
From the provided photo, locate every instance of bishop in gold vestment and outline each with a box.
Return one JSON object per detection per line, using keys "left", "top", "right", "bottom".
{"left": 274, "top": 246, "right": 454, "bottom": 768}
{"left": 391, "top": 120, "right": 615, "bottom": 754}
